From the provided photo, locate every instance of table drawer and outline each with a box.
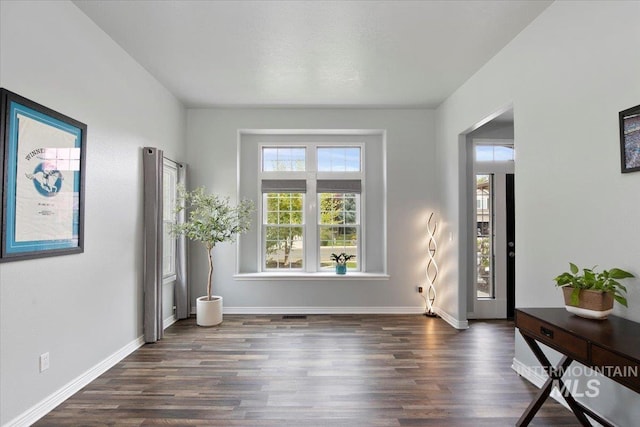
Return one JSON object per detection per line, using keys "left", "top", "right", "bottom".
{"left": 591, "top": 345, "right": 640, "bottom": 393}
{"left": 516, "top": 311, "right": 589, "bottom": 361}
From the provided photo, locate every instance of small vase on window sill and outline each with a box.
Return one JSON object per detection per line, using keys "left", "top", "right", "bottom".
{"left": 331, "top": 252, "right": 355, "bottom": 275}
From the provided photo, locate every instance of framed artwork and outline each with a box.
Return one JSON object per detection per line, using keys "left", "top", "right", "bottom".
{"left": 0, "top": 89, "right": 87, "bottom": 262}
{"left": 620, "top": 104, "right": 640, "bottom": 173}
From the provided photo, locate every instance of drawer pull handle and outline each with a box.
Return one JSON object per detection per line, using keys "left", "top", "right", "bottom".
{"left": 540, "top": 326, "right": 554, "bottom": 339}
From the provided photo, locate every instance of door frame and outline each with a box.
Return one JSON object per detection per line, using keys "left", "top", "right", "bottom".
{"left": 456, "top": 105, "right": 514, "bottom": 326}
{"left": 506, "top": 173, "right": 515, "bottom": 319}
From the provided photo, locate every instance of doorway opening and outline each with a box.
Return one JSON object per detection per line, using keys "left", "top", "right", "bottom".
{"left": 465, "top": 109, "right": 515, "bottom": 320}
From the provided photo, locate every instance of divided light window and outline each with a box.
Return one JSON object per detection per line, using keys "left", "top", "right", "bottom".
{"left": 475, "top": 144, "right": 515, "bottom": 162}
{"left": 260, "top": 144, "right": 362, "bottom": 272}
{"left": 264, "top": 192, "right": 305, "bottom": 270}
{"left": 162, "top": 159, "right": 178, "bottom": 280}
{"left": 318, "top": 147, "right": 361, "bottom": 171}
{"left": 262, "top": 147, "right": 306, "bottom": 171}
{"left": 319, "top": 192, "right": 359, "bottom": 270}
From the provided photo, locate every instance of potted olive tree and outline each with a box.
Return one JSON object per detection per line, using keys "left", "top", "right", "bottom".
{"left": 172, "top": 186, "right": 253, "bottom": 326}
{"left": 554, "top": 263, "right": 635, "bottom": 319}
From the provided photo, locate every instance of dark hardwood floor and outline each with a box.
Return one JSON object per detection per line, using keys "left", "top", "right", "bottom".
{"left": 36, "top": 315, "right": 578, "bottom": 426}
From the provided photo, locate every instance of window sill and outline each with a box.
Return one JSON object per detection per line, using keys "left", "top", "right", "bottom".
{"left": 233, "top": 272, "right": 390, "bottom": 281}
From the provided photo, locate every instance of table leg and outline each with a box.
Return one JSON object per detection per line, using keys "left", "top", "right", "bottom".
{"left": 517, "top": 333, "right": 593, "bottom": 426}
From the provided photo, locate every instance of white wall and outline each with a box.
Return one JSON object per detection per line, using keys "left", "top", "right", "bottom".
{"left": 0, "top": 1, "right": 186, "bottom": 424}
{"left": 435, "top": 1, "right": 640, "bottom": 424}
{"left": 186, "top": 108, "right": 435, "bottom": 311}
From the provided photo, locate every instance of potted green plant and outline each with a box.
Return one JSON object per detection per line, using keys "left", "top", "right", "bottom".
{"left": 172, "top": 186, "right": 254, "bottom": 326}
{"left": 554, "top": 263, "right": 635, "bottom": 319}
{"left": 330, "top": 252, "right": 355, "bottom": 275}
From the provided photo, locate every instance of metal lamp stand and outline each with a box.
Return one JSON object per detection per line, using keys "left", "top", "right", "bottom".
{"left": 424, "top": 212, "right": 439, "bottom": 317}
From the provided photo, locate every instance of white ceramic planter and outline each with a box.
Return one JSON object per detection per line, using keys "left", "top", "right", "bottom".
{"left": 561, "top": 287, "right": 614, "bottom": 320}
{"left": 196, "top": 295, "right": 223, "bottom": 326}
{"left": 564, "top": 305, "right": 613, "bottom": 320}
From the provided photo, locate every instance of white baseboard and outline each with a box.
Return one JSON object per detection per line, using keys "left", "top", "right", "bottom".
{"left": 435, "top": 307, "right": 469, "bottom": 329}
{"left": 223, "top": 306, "right": 425, "bottom": 315}
{"left": 4, "top": 335, "right": 145, "bottom": 427}
{"left": 189, "top": 306, "right": 467, "bottom": 324}
{"left": 163, "top": 314, "right": 177, "bottom": 329}
{"left": 512, "top": 357, "right": 548, "bottom": 388}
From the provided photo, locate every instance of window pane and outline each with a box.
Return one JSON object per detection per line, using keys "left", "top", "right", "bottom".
{"left": 264, "top": 193, "right": 304, "bottom": 270}
{"left": 319, "top": 225, "right": 358, "bottom": 270}
{"left": 265, "top": 228, "right": 304, "bottom": 269}
{"left": 319, "top": 193, "right": 359, "bottom": 225}
{"left": 262, "top": 148, "right": 278, "bottom": 171}
{"left": 264, "top": 193, "right": 304, "bottom": 225}
{"left": 162, "top": 162, "right": 178, "bottom": 278}
{"left": 476, "top": 174, "right": 493, "bottom": 299}
{"left": 343, "top": 194, "right": 358, "bottom": 224}
{"left": 494, "top": 145, "right": 515, "bottom": 161}
{"left": 475, "top": 146, "right": 493, "bottom": 162}
{"left": 317, "top": 147, "right": 361, "bottom": 172}
{"left": 266, "top": 212, "right": 278, "bottom": 224}
{"left": 345, "top": 147, "right": 361, "bottom": 171}
{"left": 319, "top": 192, "right": 359, "bottom": 271}
{"left": 262, "top": 147, "right": 306, "bottom": 171}
{"left": 475, "top": 145, "right": 514, "bottom": 162}
{"left": 162, "top": 222, "right": 175, "bottom": 276}
{"left": 163, "top": 169, "right": 176, "bottom": 220}
{"left": 318, "top": 149, "right": 332, "bottom": 172}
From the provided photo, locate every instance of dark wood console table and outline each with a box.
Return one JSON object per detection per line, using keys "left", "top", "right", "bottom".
{"left": 515, "top": 308, "right": 640, "bottom": 426}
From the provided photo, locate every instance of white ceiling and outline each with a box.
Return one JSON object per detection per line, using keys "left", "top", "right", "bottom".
{"left": 73, "top": 0, "right": 552, "bottom": 108}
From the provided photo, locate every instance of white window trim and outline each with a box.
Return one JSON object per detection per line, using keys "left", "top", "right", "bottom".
{"left": 258, "top": 141, "right": 365, "bottom": 274}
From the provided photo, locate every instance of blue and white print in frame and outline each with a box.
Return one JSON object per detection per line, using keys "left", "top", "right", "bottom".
{"left": 0, "top": 89, "right": 87, "bottom": 262}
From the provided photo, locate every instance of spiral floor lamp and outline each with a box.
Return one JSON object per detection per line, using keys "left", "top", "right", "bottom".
{"left": 424, "top": 212, "right": 439, "bottom": 317}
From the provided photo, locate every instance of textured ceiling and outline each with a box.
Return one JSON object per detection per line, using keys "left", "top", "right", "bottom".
{"left": 74, "top": 0, "right": 552, "bottom": 108}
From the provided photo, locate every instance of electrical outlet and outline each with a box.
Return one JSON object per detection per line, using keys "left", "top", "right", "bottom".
{"left": 418, "top": 286, "right": 423, "bottom": 293}
{"left": 39, "top": 352, "right": 50, "bottom": 372}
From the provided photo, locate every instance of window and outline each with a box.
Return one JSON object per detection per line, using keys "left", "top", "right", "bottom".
{"left": 262, "top": 147, "right": 306, "bottom": 171}
{"left": 264, "top": 192, "right": 305, "bottom": 269}
{"left": 476, "top": 174, "right": 493, "bottom": 298}
{"left": 260, "top": 144, "right": 362, "bottom": 272}
{"left": 237, "top": 131, "right": 386, "bottom": 277}
{"left": 476, "top": 144, "right": 514, "bottom": 162}
{"left": 318, "top": 147, "right": 361, "bottom": 172}
{"left": 162, "top": 159, "right": 178, "bottom": 280}
{"left": 319, "top": 192, "right": 360, "bottom": 270}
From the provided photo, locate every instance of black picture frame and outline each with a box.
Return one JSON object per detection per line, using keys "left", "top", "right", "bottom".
{"left": 620, "top": 104, "right": 640, "bottom": 173}
{"left": 0, "top": 88, "right": 87, "bottom": 262}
